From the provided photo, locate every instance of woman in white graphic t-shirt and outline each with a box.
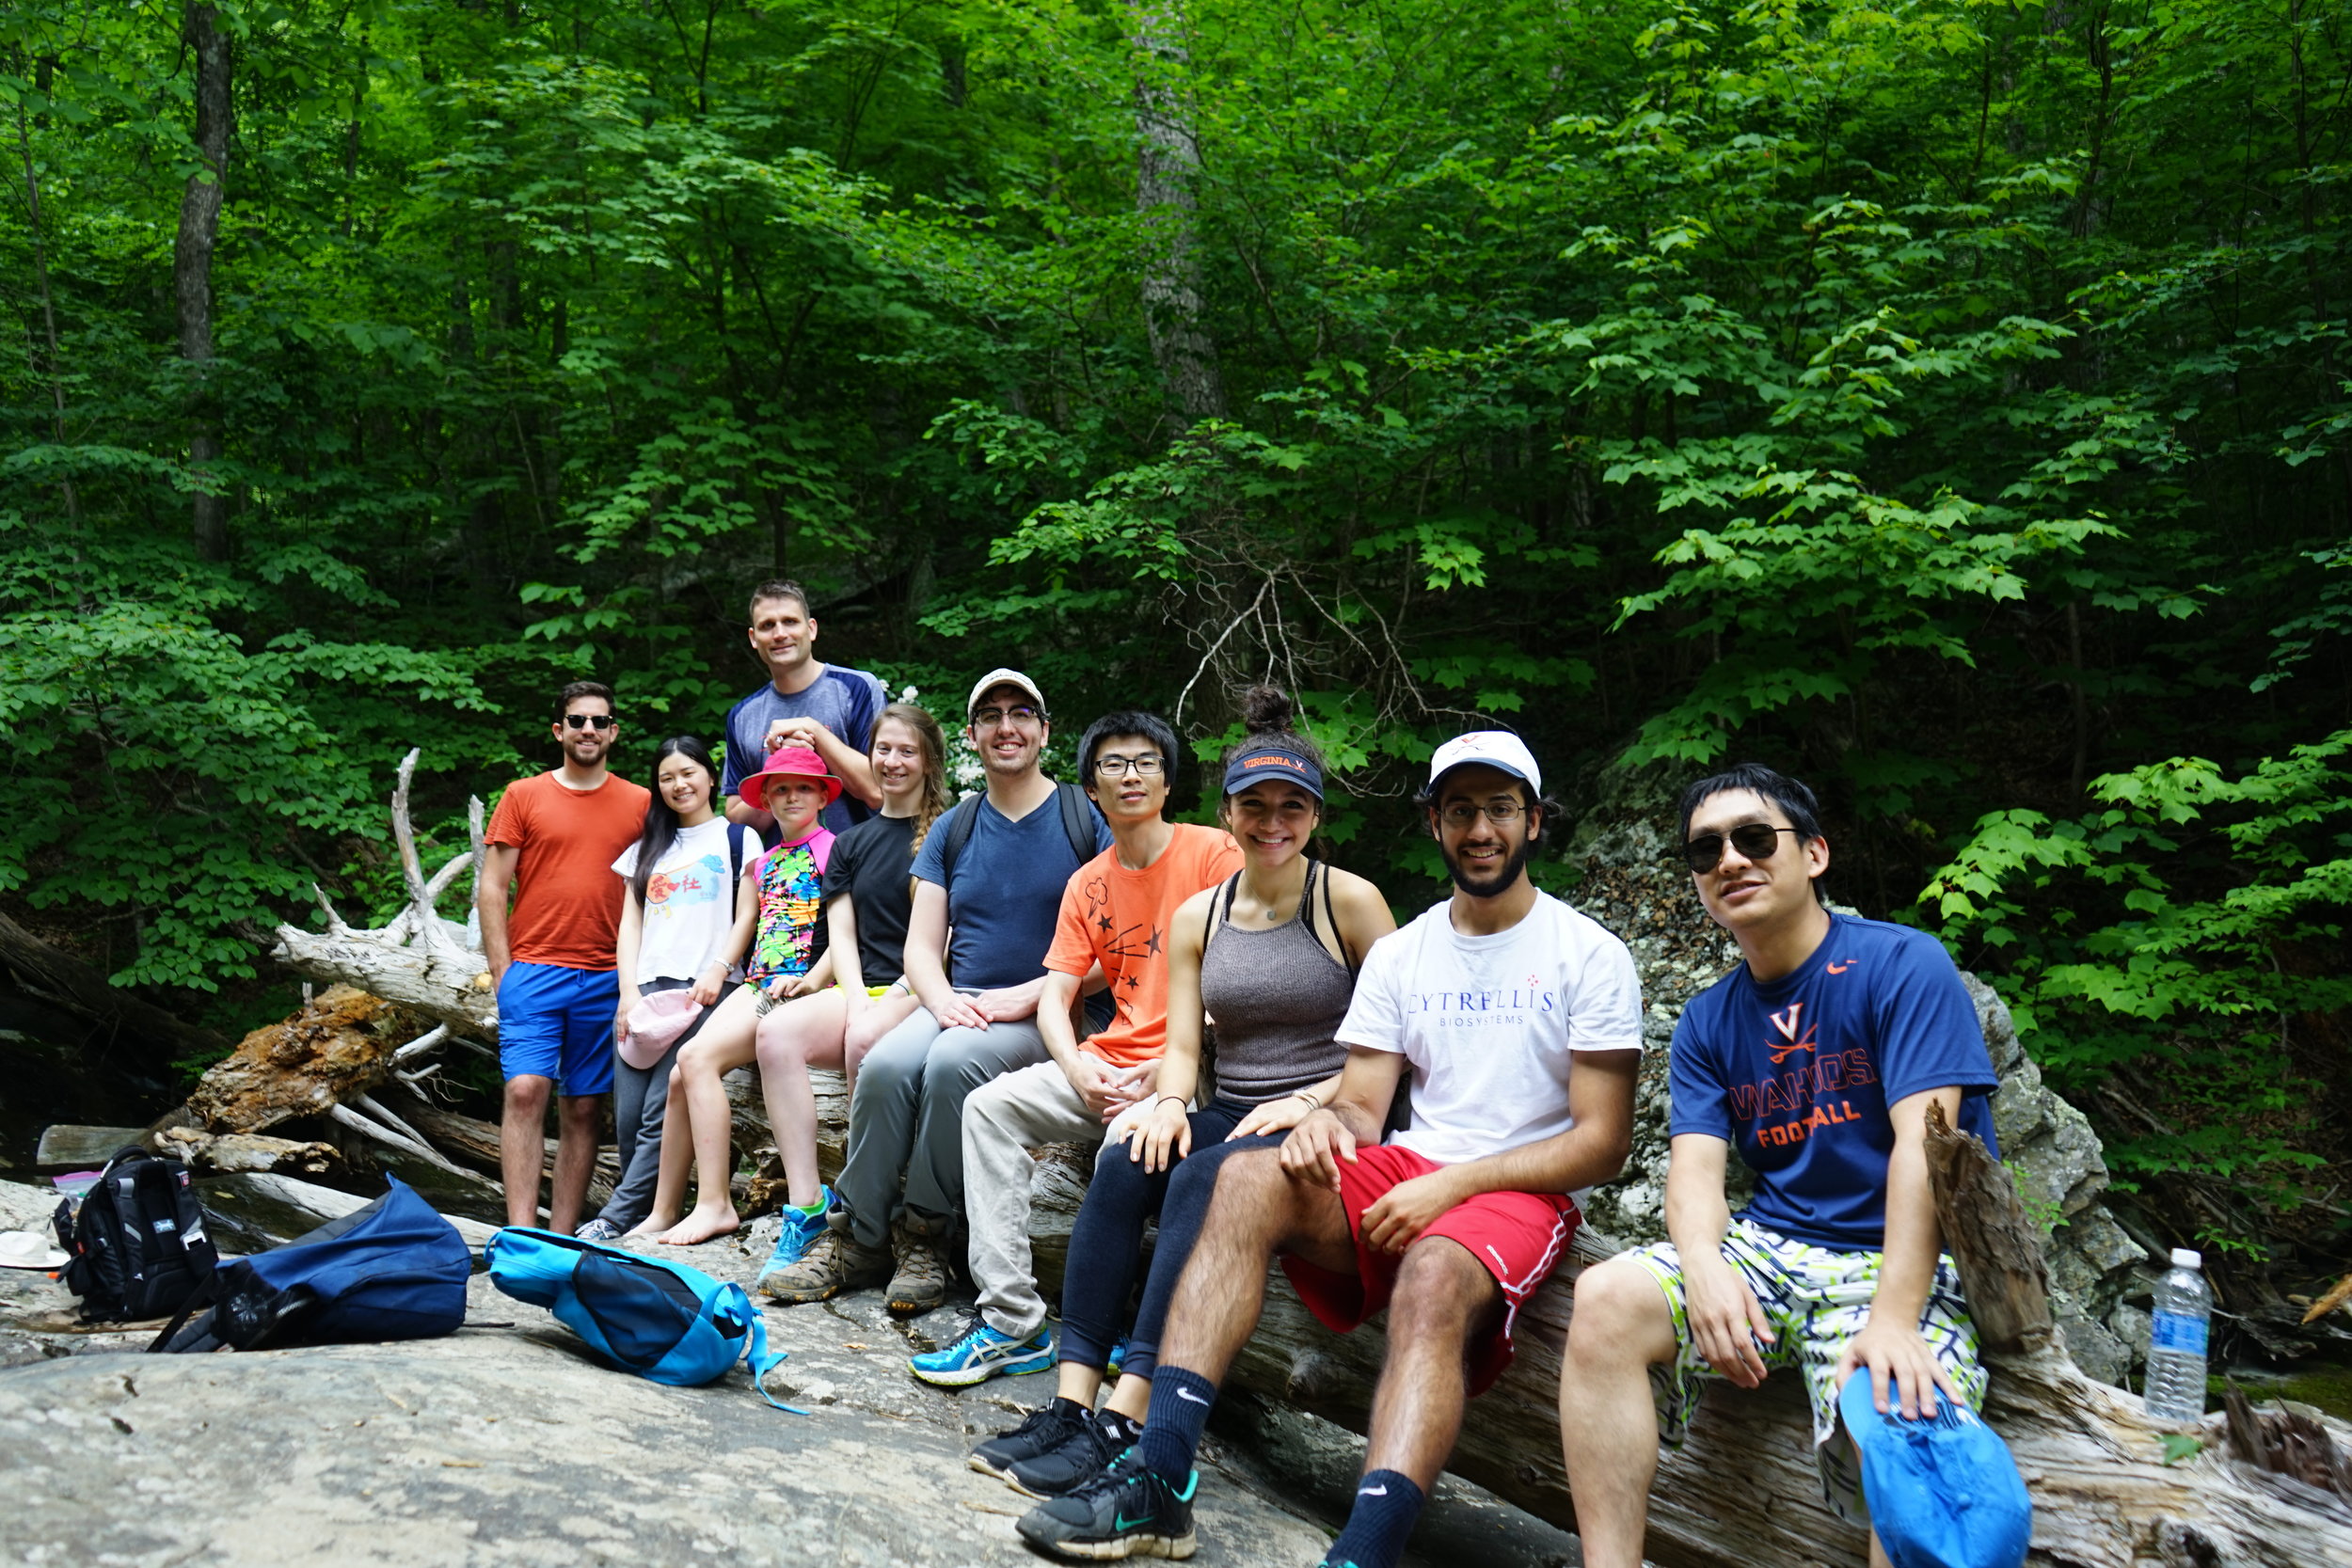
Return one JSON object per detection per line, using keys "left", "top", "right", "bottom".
{"left": 582, "top": 736, "right": 760, "bottom": 1240}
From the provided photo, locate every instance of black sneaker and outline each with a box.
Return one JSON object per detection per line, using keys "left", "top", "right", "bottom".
{"left": 1014, "top": 1447, "right": 1198, "bottom": 1560}
{"left": 1009, "top": 1410, "right": 1138, "bottom": 1498}
{"left": 970, "top": 1398, "right": 1090, "bottom": 1484}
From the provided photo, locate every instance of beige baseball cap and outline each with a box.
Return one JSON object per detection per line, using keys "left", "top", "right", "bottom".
{"left": 965, "top": 668, "right": 1047, "bottom": 719}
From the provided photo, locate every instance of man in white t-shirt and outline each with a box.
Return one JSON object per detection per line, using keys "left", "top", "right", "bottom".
{"left": 1016, "top": 732, "right": 1645, "bottom": 1568}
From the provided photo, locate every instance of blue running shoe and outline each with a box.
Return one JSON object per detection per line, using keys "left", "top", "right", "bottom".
{"left": 755, "top": 1185, "right": 834, "bottom": 1291}
{"left": 909, "top": 1318, "right": 1057, "bottom": 1388}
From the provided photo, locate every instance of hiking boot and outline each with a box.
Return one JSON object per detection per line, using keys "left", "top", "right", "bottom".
{"left": 972, "top": 1397, "right": 1093, "bottom": 1483}
{"left": 885, "top": 1221, "right": 953, "bottom": 1316}
{"left": 1015, "top": 1447, "right": 1198, "bottom": 1560}
{"left": 1009, "top": 1408, "right": 1140, "bottom": 1498}
{"left": 757, "top": 1227, "right": 889, "bottom": 1305}
{"left": 755, "top": 1186, "right": 834, "bottom": 1291}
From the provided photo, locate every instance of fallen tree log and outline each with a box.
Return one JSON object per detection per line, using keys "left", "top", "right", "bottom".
{"left": 385, "top": 1088, "right": 618, "bottom": 1208}
{"left": 187, "top": 985, "right": 422, "bottom": 1132}
{"left": 0, "top": 909, "right": 232, "bottom": 1068}
{"left": 151, "top": 1127, "right": 350, "bottom": 1180}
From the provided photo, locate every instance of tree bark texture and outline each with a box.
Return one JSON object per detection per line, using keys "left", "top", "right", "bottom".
{"left": 0, "top": 908, "right": 230, "bottom": 1068}
{"left": 176, "top": 1, "right": 232, "bottom": 562}
{"left": 1129, "top": 0, "right": 1225, "bottom": 422}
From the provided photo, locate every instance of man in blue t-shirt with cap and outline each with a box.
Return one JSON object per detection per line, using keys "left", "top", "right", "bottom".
{"left": 1557, "top": 763, "right": 2003, "bottom": 1568}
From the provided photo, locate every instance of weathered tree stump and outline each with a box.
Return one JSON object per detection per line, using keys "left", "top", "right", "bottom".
{"left": 186, "top": 985, "right": 421, "bottom": 1132}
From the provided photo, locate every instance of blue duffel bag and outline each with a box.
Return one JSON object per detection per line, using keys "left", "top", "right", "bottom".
{"left": 485, "top": 1227, "right": 801, "bottom": 1411}
{"left": 151, "top": 1175, "right": 471, "bottom": 1354}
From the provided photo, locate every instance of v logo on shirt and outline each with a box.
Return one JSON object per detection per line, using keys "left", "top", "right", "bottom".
{"left": 1766, "top": 1002, "right": 1817, "bottom": 1065}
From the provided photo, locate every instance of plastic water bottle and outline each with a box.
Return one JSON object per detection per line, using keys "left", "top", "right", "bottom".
{"left": 2143, "top": 1247, "right": 2211, "bottom": 1426}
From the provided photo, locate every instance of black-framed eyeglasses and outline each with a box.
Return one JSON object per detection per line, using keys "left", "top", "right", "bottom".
{"left": 1438, "top": 800, "right": 1523, "bottom": 828}
{"left": 562, "top": 714, "right": 616, "bottom": 731}
{"left": 1094, "top": 753, "right": 1166, "bottom": 778}
{"left": 971, "top": 705, "right": 1042, "bottom": 730}
{"left": 1677, "top": 823, "right": 1800, "bottom": 874}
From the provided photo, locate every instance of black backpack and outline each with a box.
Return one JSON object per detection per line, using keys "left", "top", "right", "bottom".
{"left": 53, "top": 1146, "right": 218, "bottom": 1323}
{"left": 935, "top": 780, "right": 1101, "bottom": 880}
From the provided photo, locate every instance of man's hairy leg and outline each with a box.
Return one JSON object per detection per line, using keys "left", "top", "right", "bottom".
{"left": 1557, "top": 1256, "right": 1682, "bottom": 1568}
{"left": 1158, "top": 1149, "right": 1355, "bottom": 1383}
{"left": 500, "top": 1075, "right": 552, "bottom": 1228}
{"left": 1362, "top": 1237, "right": 1499, "bottom": 1489}
{"left": 548, "top": 1093, "right": 600, "bottom": 1235}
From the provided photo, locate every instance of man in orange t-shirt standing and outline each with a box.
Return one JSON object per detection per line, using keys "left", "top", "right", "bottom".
{"left": 477, "top": 681, "right": 654, "bottom": 1232}
{"left": 912, "top": 709, "right": 1242, "bottom": 1386}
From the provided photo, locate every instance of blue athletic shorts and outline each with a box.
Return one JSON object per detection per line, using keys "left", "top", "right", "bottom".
{"left": 497, "top": 961, "right": 618, "bottom": 1098}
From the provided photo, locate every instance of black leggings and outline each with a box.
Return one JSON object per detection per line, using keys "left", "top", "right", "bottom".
{"left": 1057, "top": 1098, "right": 1284, "bottom": 1382}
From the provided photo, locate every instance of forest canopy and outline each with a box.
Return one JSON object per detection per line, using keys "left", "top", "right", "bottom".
{"left": 3, "top": 0, "right": 2349, "bottom": 1261}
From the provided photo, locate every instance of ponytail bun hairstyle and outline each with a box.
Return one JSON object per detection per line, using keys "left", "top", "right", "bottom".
{"left": 1218, "top": 685, "right": 1327, "bottom": 847}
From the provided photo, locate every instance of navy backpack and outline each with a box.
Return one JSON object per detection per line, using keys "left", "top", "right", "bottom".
{"left": 485, "top": 1227, "right": 800, "bottom": 1411}
{"left": 151, "top": 1176, "right": 472, "bottom": 1354}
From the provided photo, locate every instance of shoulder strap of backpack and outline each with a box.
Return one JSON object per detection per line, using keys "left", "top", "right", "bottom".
{"left": 1057, "top": 782, "right": 1097, "bottom": 867}
{"left": 728, "top": 825, "right": 747, "bottom": 925}
{"left": 938, "top": 797, "right": 980, "bottom": 886}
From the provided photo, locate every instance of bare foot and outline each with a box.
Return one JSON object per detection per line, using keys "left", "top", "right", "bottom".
{"left": 622, "top": 1215, "right": 676, "bottom": 1241}
{"left": 659, "top": 1205, "right": 739, "bottom": 1246}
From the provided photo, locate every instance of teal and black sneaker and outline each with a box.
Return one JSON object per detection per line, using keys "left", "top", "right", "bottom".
{"left": 1014, "top": 1447, "right": 1198, "bottom": 1560}
{"left": 755, "top": 1185, "right": 834, "bottom": 1291}
{"left": 907, "top": 1317, "right": 1056, "bottom": 1388}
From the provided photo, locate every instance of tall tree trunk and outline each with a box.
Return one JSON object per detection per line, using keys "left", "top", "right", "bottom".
{"left": 1128, "top": 0, "right": 1225, "bottom": 423}
{"left": 14, "top": 100, "right": 77, "bottom": 521}
{"left": 176, "top": 2, "right": 232, "bottom": 562}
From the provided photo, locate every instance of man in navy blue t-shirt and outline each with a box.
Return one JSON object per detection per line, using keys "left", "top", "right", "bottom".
{"left": 1558, "top": 764, "right": 2000, "bottom": 1568}
{"left": 722, "top": 578, "right": 886, "bottom": 839}
{"left": 761, "top": 667, "right": 1111, "bottom": 1314}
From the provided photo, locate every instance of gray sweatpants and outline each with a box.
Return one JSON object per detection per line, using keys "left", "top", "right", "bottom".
{"left": 598, "top": 978, "right": 709, "bottom": 1231}
{"left": 964, "top": 1060, "right": 1104, "bottom": 1339}
{"left": 830, "top": 1003, "right": 1048, "bottom": 1248}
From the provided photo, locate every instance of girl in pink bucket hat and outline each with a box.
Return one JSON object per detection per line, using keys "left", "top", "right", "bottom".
{"left": 631, "top": 743, "right": 844, "bottom": 1243}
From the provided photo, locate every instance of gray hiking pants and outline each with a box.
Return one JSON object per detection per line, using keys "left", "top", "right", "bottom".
{"left": 598, "top": 978, "right": 708, "bottom": 1231}
{"left": 964, "top": 1060, "right": 1104, "bottom": 1339}
{"left": 830, "top": 1002, "right": 1048, "bottom": 1248}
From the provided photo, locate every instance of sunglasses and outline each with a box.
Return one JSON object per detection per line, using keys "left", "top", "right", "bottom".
{"left": 562, "top": 714, "right": 616, "bottom": 731}
{"left": 1677, "top": 823, "right": 1801, "bottom": 874}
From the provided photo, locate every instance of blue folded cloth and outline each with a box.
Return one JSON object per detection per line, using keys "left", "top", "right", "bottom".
{"left": 1837, "top": 1370, "right": 2031, "bottom": 1568}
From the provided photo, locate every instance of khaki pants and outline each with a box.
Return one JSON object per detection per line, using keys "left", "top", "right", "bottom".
{"left": 962, "top": 1060, "right": 1104, "bottom": 1339}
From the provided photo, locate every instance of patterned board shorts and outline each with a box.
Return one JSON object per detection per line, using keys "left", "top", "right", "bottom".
{"left": 1621, "top": 1216, "right": 1989, "bottom": 1522}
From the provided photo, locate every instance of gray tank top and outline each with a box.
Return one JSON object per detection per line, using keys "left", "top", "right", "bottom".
{"left": 1197, "top": 861, "right": 1357, "bottom": 1105}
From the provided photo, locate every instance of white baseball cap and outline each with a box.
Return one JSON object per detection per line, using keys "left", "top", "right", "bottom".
{"left": 1427, "top": 730, "right": 1542, "bottom": 795}
{"left": 965, "top": 668, "right": 1048, "bottom": 719}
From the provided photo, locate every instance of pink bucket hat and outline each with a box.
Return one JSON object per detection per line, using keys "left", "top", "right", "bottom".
{"left": 738, "top": 744, "right": 845, "bottom": 815}
{"left": 620, "top": 988, "right": 704, "bottom": 1069}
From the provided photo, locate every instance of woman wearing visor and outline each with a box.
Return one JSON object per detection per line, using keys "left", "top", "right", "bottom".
{"left": 968, "top": 686, "right": 1396, "bottom": 1499}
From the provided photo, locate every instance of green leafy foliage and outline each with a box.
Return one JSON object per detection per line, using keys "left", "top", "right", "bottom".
{"left": 1, "top": 0, "right": 2348, "bottom": 1237}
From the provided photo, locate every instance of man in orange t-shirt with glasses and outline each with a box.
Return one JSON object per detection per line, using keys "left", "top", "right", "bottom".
{"left": 911, "top": 709, "right": 1242, "bottom": 1387}
{"left": 477, "top": 681, "right": 653, "bottom": 1233}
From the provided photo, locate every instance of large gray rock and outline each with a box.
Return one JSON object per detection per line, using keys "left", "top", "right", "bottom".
{"left": 0, "top": 1187, "right": 1338, "bottom": 1567}
{"left": 1562, "top": 792, "right": 2149, "bottom": 1386}
{"left": 0, "top": 1180, "right": 1575, "bottom": 1567}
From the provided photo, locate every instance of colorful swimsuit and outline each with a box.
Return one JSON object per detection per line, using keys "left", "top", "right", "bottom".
{"left": 745, "top": 828, "right": 834, "bottom": 984}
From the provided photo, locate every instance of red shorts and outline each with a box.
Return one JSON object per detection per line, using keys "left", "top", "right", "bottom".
{"left": 1278, "top": 1143, "right": 1579, "bottom": 1396}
